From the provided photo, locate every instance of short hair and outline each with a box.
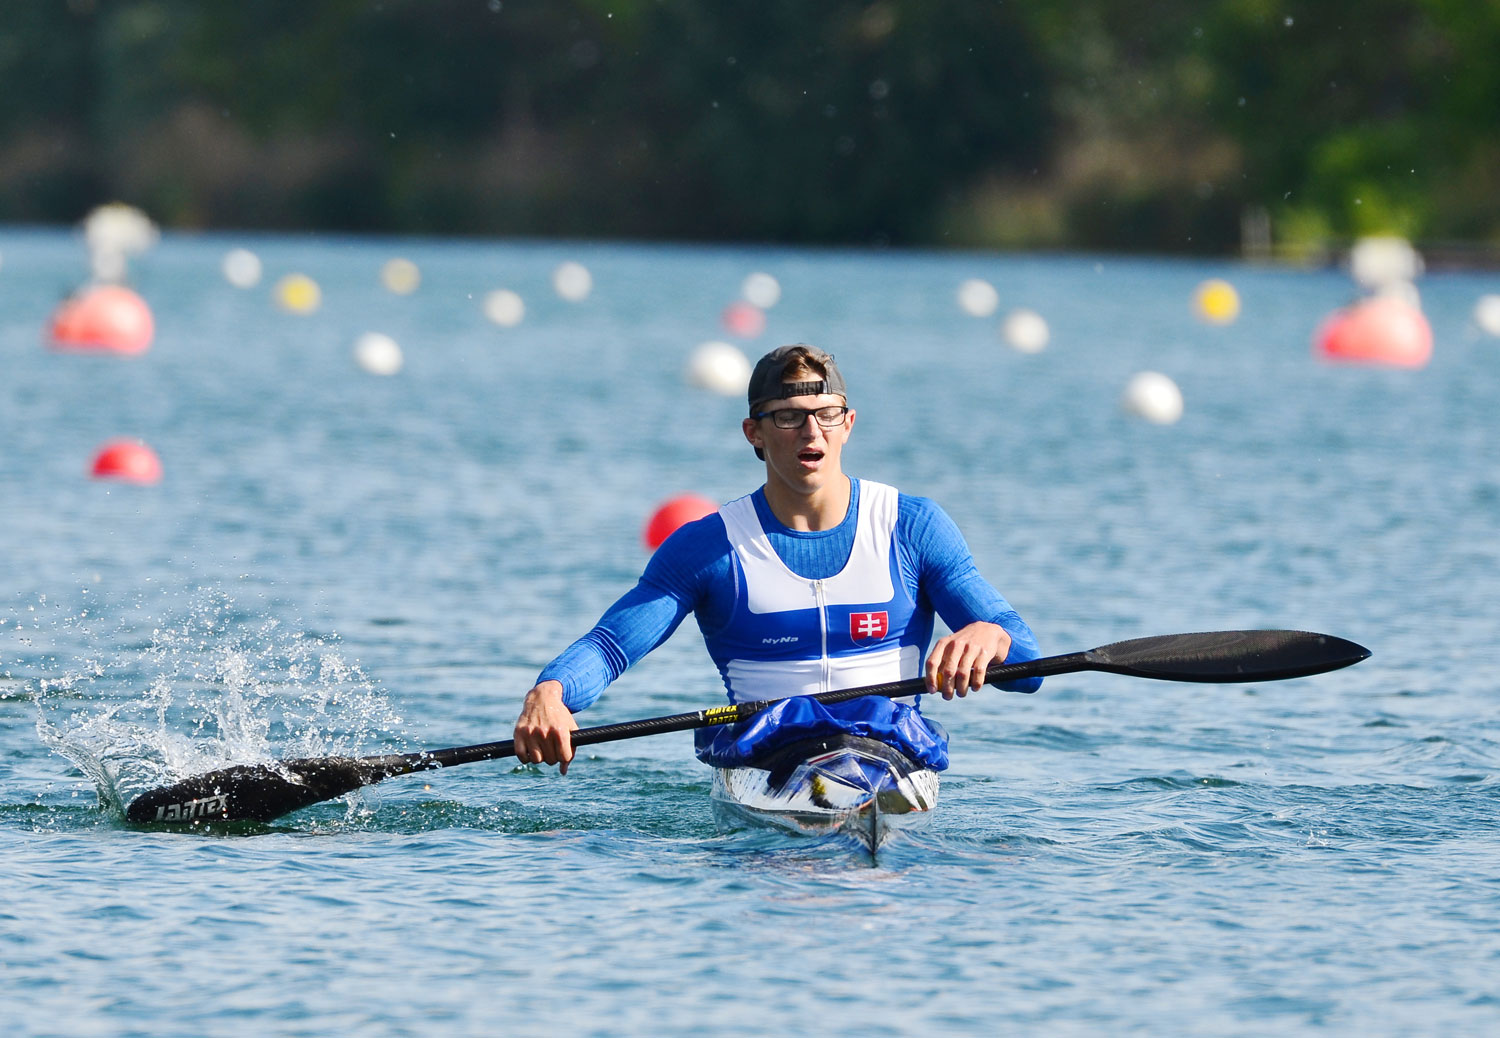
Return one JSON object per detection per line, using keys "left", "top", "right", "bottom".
{"left": 748, "top": 346, "right": 843, "bottom": 460}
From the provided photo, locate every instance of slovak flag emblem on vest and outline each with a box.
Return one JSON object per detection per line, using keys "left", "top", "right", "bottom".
{"left": 849, "top": 611, "right": 889, "bottom": 640}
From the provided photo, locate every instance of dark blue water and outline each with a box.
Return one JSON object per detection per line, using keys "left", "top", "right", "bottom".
{"left": 3, "top": 228, "right": 1498, "bottom": 1035}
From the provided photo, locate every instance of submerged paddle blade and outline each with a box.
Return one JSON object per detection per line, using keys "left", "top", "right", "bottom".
{"left": 124, "top": 755, "right": 407, "bottom": 825}
{"left": 1084, "top": 630, "right": 1370, "bottom": 683}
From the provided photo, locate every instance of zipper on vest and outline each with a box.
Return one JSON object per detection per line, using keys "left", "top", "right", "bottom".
{"left": 813, "top": 578, "right": 830, "bottom": 692}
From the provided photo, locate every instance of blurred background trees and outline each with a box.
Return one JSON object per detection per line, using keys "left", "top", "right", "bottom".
{"left": 1, "top": 0, "right": 1495, "bottom": 256}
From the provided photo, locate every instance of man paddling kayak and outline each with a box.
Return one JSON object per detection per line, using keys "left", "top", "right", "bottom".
{"left": 513, "top": 343, "right": 1041, "bottom": 775}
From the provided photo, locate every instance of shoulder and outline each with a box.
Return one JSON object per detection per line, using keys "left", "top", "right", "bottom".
{"left": 637, "top": 509, "right": 734, "bottom": 602}
{"left": 652, "top": 510, "right": 731, "bottom": 565}
{"left": 895, "top": 492, "right": 955, "bottom": 530}
{"left": 894, "top": 492, "right": 969, "bottom": 556}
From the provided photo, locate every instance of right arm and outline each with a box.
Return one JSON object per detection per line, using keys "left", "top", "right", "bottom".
{"left": 512, "top": 514, "right": 729, "bottom": 771}
{"left": 898, "top": 493, "right": 1042, "bottom": 696}
{"left": 511, "top": 581, "right": 691, "bottom": 772}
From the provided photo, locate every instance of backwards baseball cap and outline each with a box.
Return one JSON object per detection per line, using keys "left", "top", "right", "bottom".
{"left": 747, "top": 343, "right": 848, "bottom": 413}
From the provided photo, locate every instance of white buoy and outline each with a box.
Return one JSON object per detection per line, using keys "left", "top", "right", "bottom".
{"left": 1476, "top": 294, "right": 1500, "bottom": 337}
{"left": 83, "top": 203, "right": 158, "bottom": 282}
{"left": 742, "top": 272, "right": 782, "bottom": 309}
{"left": 353, "top": 332, "right": 403, "bottom": 375}
{"left": 222, "top": 248, "right": 262, "bottom": 288}
{"left": 686, "top": 342, "right": 752, "bottom": 396}
{"left": 1349, "top": 236, "right": 1423, "bottom": 291}
{"left": 381, "top": 257, "right": 421, "bottom": 295}
{"left": 1121, "top": 372, "right": 1184, "bottom": 425}
{"left": 483, "top": 289, "right": 525, "bottom": 327}
{"left": 1375, "top": 280, "right": 1422, "bottom": 308}
{"left": 1001, "top": 308, "right": 1049, "bottom": 353}
{"left": 553, "top": 261, "right": 592, "bottom": 302}
{"left": 957, "top": 278, "right": 999, "bottom": 317}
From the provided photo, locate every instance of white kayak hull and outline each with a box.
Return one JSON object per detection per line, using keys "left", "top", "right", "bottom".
{"left": 709, "top": 734, "right": 939, "bottom": 853}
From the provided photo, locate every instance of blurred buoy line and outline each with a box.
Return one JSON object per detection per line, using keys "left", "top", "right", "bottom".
{"left": 18, "top": 203, "right": 1493, "bottom": 526}
{"left": 89, "top": 439, "right": 162, "bottom": 485}
{"left": 1121, "top": 371, "right": 1184, "bottom": 425}
{"left": 643, "top": 495, "right": 718, "bottom": 550}
{"left": 686, "top": 342, "right": 751, "bottom": 396}
{"left": 222, "top": 248, "right": 263, "bottom": 288}
{"left": 1193, "top": 279, "right": 1240, "bottom": 325}
{"left": 1316, "top": 235, "right": 1433, "bottom": 368}
{"left": 83, "top": 203, "right": 158, "bottom": 283}
{"left": 49, "top": 284, "right": 154, "bottom": 355}
{"left": 1476, "top": 295, "right": 1500, "bottom": 338}
{"left": 353, "top": 332, "right": 404, "bottom": 376}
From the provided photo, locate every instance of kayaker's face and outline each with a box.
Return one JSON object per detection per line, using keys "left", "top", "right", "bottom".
{"left": 743, "top": 390, "right": 855, "bottom": 496}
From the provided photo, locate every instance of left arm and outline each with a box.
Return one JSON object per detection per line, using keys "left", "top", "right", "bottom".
{"left": 899, "top": 494, "right": 1042, "bottom": 699}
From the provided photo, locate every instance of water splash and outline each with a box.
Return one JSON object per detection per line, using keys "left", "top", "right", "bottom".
{"left": 21, "top": 588, "right": 405, "bottom": 818}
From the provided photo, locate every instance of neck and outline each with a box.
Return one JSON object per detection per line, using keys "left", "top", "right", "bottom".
{"left": 761, "top": 473, "right": 852, "bottom": 532}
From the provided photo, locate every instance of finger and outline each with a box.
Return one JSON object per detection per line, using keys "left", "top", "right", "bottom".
{"left": 936, "top": 642, "right": 972, "bottom": 696}
{"left": 969, "top": 659, "right": 988, "bottom": 692}
{"left": 925, "top": 645, "right": 945, "bottom": 693}
{"left": 513, "top": 729, "right": 535, "bottom": 763}
{"left": 966, "top": 649, "right": 996, "bottom": 693}
{"left": 935, "top": 660, "right": 956, "bottom": 699}
{"left": 926, "top": 661, "right": 944, "bottom": 695}
{"left": 977, "top": 633, "right": 1012, "bottom": 688}
{"left": 936, "top": 642, "right": 973, "bottom": 697}
{"left": 948, "top": 643, "right": 976, "bottom": 695}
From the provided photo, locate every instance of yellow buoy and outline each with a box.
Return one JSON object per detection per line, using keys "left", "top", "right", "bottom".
{"left": 275, "top": 273, "right": 322, "bottom": 314}
{"left": 1193, "top": 279, "right": 1240, "bottom": 325}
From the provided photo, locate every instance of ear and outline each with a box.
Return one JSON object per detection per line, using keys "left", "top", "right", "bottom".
{"left": 742, "top": 416, "right": 763, "bottom": 450}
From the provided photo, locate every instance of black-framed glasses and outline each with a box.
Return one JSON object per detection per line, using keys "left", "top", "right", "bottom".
{"left": 753, "top": 406, "right": 850, "bottom": 429}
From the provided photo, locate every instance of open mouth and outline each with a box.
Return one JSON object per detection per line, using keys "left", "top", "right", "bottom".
{"left": 797, "top": 448, "right": 824, "bottom": 465}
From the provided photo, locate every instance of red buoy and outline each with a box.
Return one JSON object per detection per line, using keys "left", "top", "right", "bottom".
{"left": 643, "top": 494, "right": 717, "bottom": 550}
{"left": 90, "top": 439, "right": 162, "bottom": 484}
{"left": 1315, "top": 296, "right": 1432, "bottom": 369}
{"left": 721, "top": 301, "right": 766, "bottom": 339}
{"left": 49, "top": 285, "right": 155, "bottom": 355}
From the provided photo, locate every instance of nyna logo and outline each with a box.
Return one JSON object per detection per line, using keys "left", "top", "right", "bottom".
{"left": 849, "top": 611, "right": 889, "bottom": 640}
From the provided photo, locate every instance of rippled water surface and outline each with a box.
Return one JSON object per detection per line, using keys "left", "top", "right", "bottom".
{"left": 3, "top": 229, "right": 1498, "bottom": 1036}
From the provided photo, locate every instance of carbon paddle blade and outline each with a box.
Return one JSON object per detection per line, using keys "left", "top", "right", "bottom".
{"left": 1083, "top": 630, "right": 1370, "bottom": 683}
{"left": 124, "top": 756, "right": 405, "bottom": 825}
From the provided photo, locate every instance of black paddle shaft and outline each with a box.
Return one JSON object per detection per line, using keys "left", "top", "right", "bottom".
{"left": 123, "top": 629, "right": 1369, "bottom": 825}
{"left": 429, "top": 629, "right": 1369, "bottom": 769}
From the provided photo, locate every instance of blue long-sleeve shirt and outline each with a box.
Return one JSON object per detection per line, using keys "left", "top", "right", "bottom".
{"left": 539, "top": 478, "right": 1041, "bottom": 711}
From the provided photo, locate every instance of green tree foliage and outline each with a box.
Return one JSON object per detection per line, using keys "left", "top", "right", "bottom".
{"left": 1204, "top": 0, "right": 1500, "bottom": 250}
{"left": 0, "top": 0, "right": 1494, "bottom": 252}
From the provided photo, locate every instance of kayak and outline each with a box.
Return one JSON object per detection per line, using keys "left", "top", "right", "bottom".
{"left": 709, "top": 733, "right": 939, "bottom": 855}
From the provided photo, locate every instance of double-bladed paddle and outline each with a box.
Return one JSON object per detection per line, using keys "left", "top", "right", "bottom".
{"left": 124, "top": 629, "right": 1369, "bottom": 826}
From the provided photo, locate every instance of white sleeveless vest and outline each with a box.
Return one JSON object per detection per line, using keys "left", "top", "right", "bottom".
{"left": 707, "top": 480, "right": 923, "bottom": 703}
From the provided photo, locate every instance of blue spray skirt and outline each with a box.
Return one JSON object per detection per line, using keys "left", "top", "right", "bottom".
{"left": 693, "top": 694, "right": 949, "bottom": 771}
